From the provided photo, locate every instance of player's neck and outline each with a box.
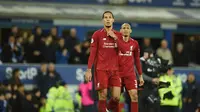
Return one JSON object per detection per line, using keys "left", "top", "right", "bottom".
{"left": 123, "top": 36, "right": 130, "bottom": 42}
{"left": 104, "top": 26, "right": 113, "bottom": 32}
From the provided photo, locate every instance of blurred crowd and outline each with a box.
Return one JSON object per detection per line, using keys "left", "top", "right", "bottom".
{"left": 0, "top": 63, "right": 87, "bottom": 112}
{"left": 141, "top": 37, "right": 200, "bottom": 67}
{"left": 1, "top": 25, "right": 200, "bottom": 67}
{"left": 0, "top": 25, "right": 90, "bottom": 64}
{"left": 0, "top": 63, "right": 199, "bottom": 112}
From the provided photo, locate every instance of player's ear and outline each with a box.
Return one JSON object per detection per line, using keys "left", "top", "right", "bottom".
{"left": 130, "top": 29, "right": 132, "bottom": 33}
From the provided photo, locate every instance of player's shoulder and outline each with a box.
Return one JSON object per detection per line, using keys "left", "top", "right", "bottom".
{"left": 93, "top": 29, "right": 102, "bottom": 34}
{"left": 113, "top": 30, "right": 122, "bottom": 36}
{"left": 92, "top": 29, "right": 103, "bottom": 37}
{"left": 130, "top": 38, "right": 139, "bottom": 44}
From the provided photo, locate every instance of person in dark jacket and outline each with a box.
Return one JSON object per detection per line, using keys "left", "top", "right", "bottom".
{"left": 65, "top": 28, "right": 80, "bottom": 53}
{"left": 43, "top": 63, "right": 62, "bottom": 97}
{"left": 184, "top": 36, "right": 196, "bottom": 64}
{"left": 173, "top": 43, "right": 189, "bottom": 66}
{"left": 34, "top": 26, "right": 44, "bottom": 45}
{"left": 12, "top": 84, "right": 25, "bottom": 112}
{"left": 9, "top": 68, "right": 22, "bottom": 86}
{"left": 68, "top": 43, "right": 83, "bottom": 64}
{"left": 22, "top": 91, "right": 37, "bottom": 112}
{"left": 140, "top": 38, "right": 154, "bottom": 56}
{"left": 4, "top": 90, "right": 12, "bottom": 112}
{"left": 182, "top": 73, "right": 199, "bottom": 112}
{"left": 41, "top": 35, "right": 56, "bottom": 63}
{"left": 1, "top": 35, "right": 20, "bottom": 63}
{"left": 81, "top": 40, "right": 90, "bottom": 64}
{"left": 16, "top": 37, "right": 24, "bottom": 63}
{"left": 32, "top": 88, "right": 41, "bottom": 112}
{"left": 23, "top": 34, "right": 42, "bottom": 63}
{"left": 50, "top": 27, "right": 58, "bottom": 42}
{"left": 35, "top": 63, "right": 47, "bottom": 97}
{"left": 0, "top": 91, "right": 6, "bottom": 112}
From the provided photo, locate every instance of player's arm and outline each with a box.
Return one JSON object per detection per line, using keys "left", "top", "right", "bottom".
{"left": 85, "top": 32, "right": 98, "bottom": 82}
{"left": 114, "top": 34, "right": 127, "bottom": 53}
{"left": 134, "top": 41, "right": 142, "bottom": 76}
{"left": 88, "top": 32, "right": 98, "bottom": 70}
{"left": 107, "top": 31, "right": 127, "bottom": 53}
{"left": 134, "top": 41, "right": 144, "bottom": 86}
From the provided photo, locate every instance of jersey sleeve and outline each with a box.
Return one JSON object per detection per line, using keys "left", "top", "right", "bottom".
{"left": 87, "top": 31, "right": 98, "bottom": 69}
{"left": 134, "top": 41, "right": 143, "bottom": 75}
{"left": 115, "top": 33, "right": 127, "bottom": 53}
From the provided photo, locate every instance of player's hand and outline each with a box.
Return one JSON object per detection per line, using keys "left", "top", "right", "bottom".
{"left": 85, "top": 69, "right": 92, "bottom": 82}
{"left": 152, "top": 78, "right": 159, "bottom": 85}
{"left": 107, "top": 31, "right": 117, "bottom": 40}
{"left": 139, "top": 75, "right": 144, "bottom": 86}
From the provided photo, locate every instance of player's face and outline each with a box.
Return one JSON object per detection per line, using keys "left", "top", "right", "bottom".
{"left": 102, "top": 13, "right": 114, "bottom": 27}
{"left": 120, "top": 24, "right": 132, "bottom": 37}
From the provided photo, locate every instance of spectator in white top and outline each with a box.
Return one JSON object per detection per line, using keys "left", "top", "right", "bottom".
{"left": 156, "top": 39, "right": 173, "bottom": 64}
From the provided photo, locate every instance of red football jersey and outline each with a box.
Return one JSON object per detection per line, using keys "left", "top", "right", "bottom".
{"left": 118, "top": 38, "right": 142, "bottom": 77}
{"left": 88, "top": 28, "right": 125, "bottom": 70}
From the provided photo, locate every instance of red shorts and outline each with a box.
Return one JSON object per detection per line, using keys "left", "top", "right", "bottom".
{"left": 94, "top": 70, "right": 121, "bottom": 90}
{"left": 121, "top": 75, "right": 137, "bottom": 90}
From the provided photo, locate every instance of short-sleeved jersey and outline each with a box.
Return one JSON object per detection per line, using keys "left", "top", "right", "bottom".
{"left": 118, "top": 38, "right": 142, "bottom": 77}
{"left": 88, "top": 28, "right": 123, "bottom": 71}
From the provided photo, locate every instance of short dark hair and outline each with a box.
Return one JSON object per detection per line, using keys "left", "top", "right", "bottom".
{"left": 102, "top": 11, "right": 114, "bottom": 19}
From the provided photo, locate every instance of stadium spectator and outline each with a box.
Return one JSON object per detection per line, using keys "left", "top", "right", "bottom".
{"left": 4, "top": 90, "right": 12, "bottom": 112}
{"left": 24, "top": 34, "right": 42, "bottom": 63}
{"left": 1, "top": 35, "right": 20, "bottom": 63}
{"left": 140, "top": 38, "right": 153, "bottom": 56}
{"left": 50, "top": 27, "right": 58, "bottom": 42}
{"left": 16, "top": 37, "right": 24, "bottom": 63}
{"left": 79, "top": 81, "right": 94, "bottom": 112}
{"left": 173, "top": 43, "right": 189, "bottom": 66}
{"left": 41, "top": 35, "right": 56, "bottom": 63}
{"left": 34, "top": 26, "right": 44, "bottom": 45}
{"left": 32, "top": 88, "right": 41, "bottom": 112}
{"left": 12, "top": 84, "right": 25, "bottom": 112}
{"left": 10, "top": 25, "right": 19, "bottom": 38}
{"left": 35, "top": 63, "right": 47, "bottom": 97}
{"left": 196, "top": 37, "right": 200, "bottom": 65}
{"left": 56, "top": 38, "right": 69, "bottom": 64}
{"left": 182, "top": 73, "right": 199, "bottom": 112}
{"left": 184, "top": 36, "right": 196, "bottom": 65}
{"left": 0, "top": 91, "right": 6, "bottom": 112}
{"left": 156, "top": 39, "right": 173, "bottom": 64}
{"left": 21, "top": 31, "right": 29, "bottom": 43}
{"left": 42, "top": 63, "right": 62, "bottom": 97}
{"left": 9, "top": 68, "right": 22, "bottom": 86}
{"left": 68, "top": 43, "right": 82, "bottom": 64}
{"left": 39, "top": 98, "right": 46, "bottom": 112}
{"left": 65, "top": 28, "right": 80, "bottom": 53}
{"left": 81, "top": 40, "right": 90, "bottom": 64}
{"left": 21, "top": 91, "right": 37, "bottom": 112}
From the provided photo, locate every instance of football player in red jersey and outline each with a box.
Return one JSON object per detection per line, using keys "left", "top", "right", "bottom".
{"left": 119, "top": 23, "right": 144, "bottom": 112}
{"left": 85, "top": 11, "right": 126, "bottom": 112}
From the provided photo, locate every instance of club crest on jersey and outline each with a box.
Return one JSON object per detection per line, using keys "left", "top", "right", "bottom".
{"left": 130, "top": 45, "right": 133, "bottom": 51}
{"left": 91, "top": 38, "right": 94, "bottom": 43}
{"left": 103, "top": 38, "right": 106, "bottom": 40}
